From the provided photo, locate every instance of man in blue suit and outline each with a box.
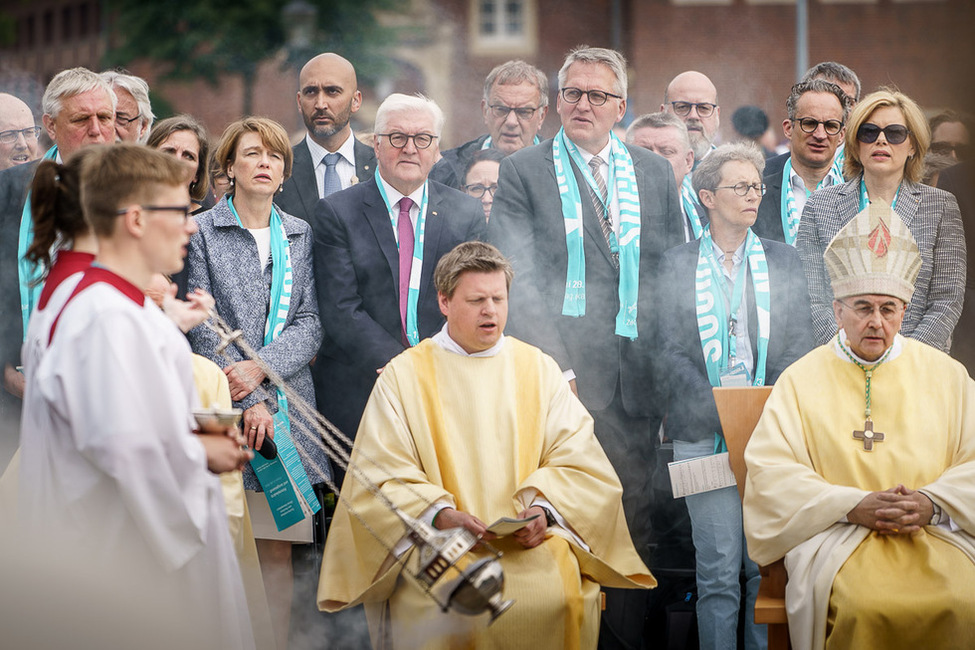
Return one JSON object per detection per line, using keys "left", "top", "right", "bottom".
{"left": 277, "top": 53, "right": 377, "bottom": 222}
{"left": 311, "top": 93, "right": 485, "bottom": 445}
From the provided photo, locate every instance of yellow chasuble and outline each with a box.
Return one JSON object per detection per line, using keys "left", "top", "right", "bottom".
{"left": 743, "top": 338, "right": 975, "bottom": 650}
{"left": 318, "top": 337, "right": 653, "bottom": 649}
{"left": 191, "top": 354, "right": 275, "bottom": 650}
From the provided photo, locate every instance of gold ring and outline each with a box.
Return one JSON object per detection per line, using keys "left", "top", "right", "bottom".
{"left": 250, "top": 426, "right": 258, "bottom": 430}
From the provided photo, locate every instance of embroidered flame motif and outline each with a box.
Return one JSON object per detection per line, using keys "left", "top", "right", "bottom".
{"left": 867, "top": 219, "right": 891, "bottom": 257}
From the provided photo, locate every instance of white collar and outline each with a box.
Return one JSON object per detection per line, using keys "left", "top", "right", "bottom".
{"left": 306, "top": 131, "right": 356, "bottom": 167}
{"left": 833, "top": 330, "right": 903, "bottom": 365}
{"left": 432, "top": 322, "right": 505, "bottom": 357}
{"left": 377, "top": 173, "right": 426, "bottom": 211}
{"left": 577, "top": 139, "right": 613, "bottom": 167}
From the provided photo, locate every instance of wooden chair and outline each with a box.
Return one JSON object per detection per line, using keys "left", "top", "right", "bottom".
{"left": 713, "top": 386, "right": 790, "bottom": 650}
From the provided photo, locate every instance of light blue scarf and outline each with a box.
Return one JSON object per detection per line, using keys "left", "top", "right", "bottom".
{"left": 694, "top": 227, "right": 770, "bottom": 388}
{"left": 858, "top": 177, "right": 901, "bottom": 211}
{"left": 374, "top": 169, "right": 429, "bottom": 346}
{"left": 19, "top": 145, "right": 59, "bottom": 338}
{"left": 680, "top": 175, "right": 704, "bottom": 240}
{"left": 228, "top": 197, "right": 320, "bottom": 527}
{"left": 552, "top": 127, "right": 642, "bottom": 339}
{"left": 780, "top": 156, "right": 844, "bottom": 246}
{"left": 481, "top": 135, "right": 540, "bottom": 150}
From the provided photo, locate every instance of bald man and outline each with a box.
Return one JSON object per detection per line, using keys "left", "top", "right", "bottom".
{"left": 662, "top": 71, "right": 721, "bottom": 161}
{"left": 0, "top": 94, "right": 40, "bottom": 171}
{"left": 277, "top": 52, "right": 377, "bottom": 223}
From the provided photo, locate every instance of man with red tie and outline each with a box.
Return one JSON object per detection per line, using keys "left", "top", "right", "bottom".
{"left": 310, "top": 93, "right": 486, "bottom": 446}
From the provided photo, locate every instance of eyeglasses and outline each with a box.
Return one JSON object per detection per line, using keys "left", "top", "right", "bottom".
{"left": 376, "top": 132, "right": 438, "bottom": 149}
{"left": 856, "top": 123, "right": 910, "bottom": 145}
{"left": 793, "top": 117, "right": 844, "bottom": 136}
{"left": 560, "top": 87, "right": 622, "bottom": 107}
{"left": 0, "top": 126, "right": 42, "bottom": 144}
{"left": 713, "top": 182, "right": 766, "bottom": 197}
{"left": 464, "top": 183, "right": 498, "bottom": 198}
{"left": 115, "top": 113, "right": 141, "bottom": 126}
{"left": 930, "top": 141, "right": 969, "bottom": 158}
{"left": 669, "top": 101, "right": 718, "bottom": 118}
{"left": 488, "top": 105, "right": 539, "bottom": 121}
{"left": 837, "top": 299, "right": 902, "bottom": 322}
{"left": 116, "top": 204, "right": 193, "bottom": 222}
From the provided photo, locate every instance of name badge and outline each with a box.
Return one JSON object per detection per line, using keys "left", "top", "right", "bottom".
{"left": 719, "top": 362, "right": 751, "bottom": 387}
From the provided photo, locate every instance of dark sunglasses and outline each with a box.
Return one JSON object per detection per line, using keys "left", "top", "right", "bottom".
{"left": 856, "top": 123, "right": 910, "bottom": 145}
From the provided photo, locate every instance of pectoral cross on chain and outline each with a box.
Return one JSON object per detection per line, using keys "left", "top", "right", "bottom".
{"left": 853, "top": 420, "right": 885, "bottom": 451}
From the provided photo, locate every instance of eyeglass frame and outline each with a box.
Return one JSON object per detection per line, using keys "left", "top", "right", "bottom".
{"left": 792, "top": 117, "right": 844, "bottom": 136}
{"left": 116, "top": 204, "right": 193, "bottom": 223}
{"left": 836, "top": 298, "right": 904, "bottom": 322}
{"left": 560, "top": 87, "right": 623, "bottom": 107}
{"left": 115, "top": 112, "right": 142, "bottom": 126}
{"left": 669, "top": 101, "right": 718, "bottom": 118}
{"left": 375, "top": 132, "right": 438, "bottom": 150}
{"left": 856, "top": 123, "right": 911, "bottom": 145}
{"left": 712, "top": 182, "right": 766, "bottom": 197}
{"left": 463, "top": 183, "right": 498, "bottom": 198}
{"left": 487, "top": 105, "right": 540, "bottom": 121}
{"left": 0, "top": 126, "right": 42, "bottom": 144}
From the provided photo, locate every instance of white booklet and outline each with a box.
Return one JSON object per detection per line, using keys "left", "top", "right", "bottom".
{"left": 668, "top": 451, "right": 737, "bottom": 498}
{"left": 487, "top": 514, "right": 541, "bottom": 536}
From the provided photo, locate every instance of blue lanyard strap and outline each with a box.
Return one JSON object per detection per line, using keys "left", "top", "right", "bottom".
{"left": 19, "top": 145, "right": 59, "bottom": 339}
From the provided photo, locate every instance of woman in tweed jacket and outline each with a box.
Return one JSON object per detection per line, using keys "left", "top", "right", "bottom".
{"left": 186, "top": 117, "right": 326, "bottom": 650}
{"left": 797, "top": 89, "right": 965, "bottom": 352}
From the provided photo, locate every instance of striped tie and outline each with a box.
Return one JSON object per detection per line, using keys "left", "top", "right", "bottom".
{"left": 588, "top": 156, "right": 618, "bottom": 267}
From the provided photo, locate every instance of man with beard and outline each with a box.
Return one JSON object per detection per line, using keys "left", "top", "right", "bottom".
{"left": 662, "top": 71, "right": 721, "bottom": 164}
{"left": 430, "top": 60, "right": 549, "bottom": 191}
{"left": 277, "top": 52, "right": 377, "bottom": 222}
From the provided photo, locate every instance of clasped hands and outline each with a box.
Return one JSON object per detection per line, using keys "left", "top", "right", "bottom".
{"left": 847, "top": 484, "right": 935, "bottom": 535}
{"left": 434, "top": 505, "right": 549, "bottom": 549}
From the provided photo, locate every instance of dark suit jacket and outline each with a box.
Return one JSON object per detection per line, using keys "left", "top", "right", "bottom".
{"left": 657, "top": 237, "right": 814, "bottom": 443}
{"left": 488, "top": 139, "right": 684, "bottom": 416}
{"left": 276, "top": 136, "right": 377, "bottom": 223}
{"left": 939, "top": 161, "right": 975, "bottom": 373}
{"left": 311, "top": 176, "right": 486, "bottom": 438}
{"left": 0, "top": 161, "right": 38, "bottom": 368}
{"left": 0, "top": 161, "right": 37, "bottom": 460}
{"left": 429, "top": 134, "right": 490, "bottom": 190}
{"left": 753, "top": 152, "right": 790, "bottom": 242}
{"left": 796, "top": 176, "right": 966, "bottom": 351}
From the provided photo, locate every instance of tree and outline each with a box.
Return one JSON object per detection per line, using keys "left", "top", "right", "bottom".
{"left": 104, "top": 0, "right": 400, "bottom": 116}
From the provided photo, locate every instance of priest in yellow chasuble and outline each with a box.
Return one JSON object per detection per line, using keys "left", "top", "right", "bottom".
{"left": 317, "top": 242, "right": 654, "bottom": 649}
{"left": 743, "top": 201, "right": 975, "bottom": 650}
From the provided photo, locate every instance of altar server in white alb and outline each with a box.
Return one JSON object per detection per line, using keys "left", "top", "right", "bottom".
{"left": 743, "top": 201, "right": 975, "bottom": 650}
{"left": 17, "top": 144, "right": 255, "bottom": 650}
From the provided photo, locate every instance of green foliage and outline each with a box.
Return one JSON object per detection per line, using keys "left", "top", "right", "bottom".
{"left": 104, "top": 0, "right": 401, "bottom": 109}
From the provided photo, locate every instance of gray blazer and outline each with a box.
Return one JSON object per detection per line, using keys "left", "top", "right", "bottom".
{"left": 186, "top": 196, "right": 328, "bottom": 486}
{"left": 796, "top": 176, "right": 966, "bottom": 351}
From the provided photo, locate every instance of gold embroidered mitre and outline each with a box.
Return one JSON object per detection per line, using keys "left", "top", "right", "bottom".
{"left": 824, "top": 200, "right": 921, "bottom": 303}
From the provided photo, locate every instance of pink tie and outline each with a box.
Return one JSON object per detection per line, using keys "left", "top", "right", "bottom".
{"left": 397, "top": 197, "right": 415, "bottom": 345}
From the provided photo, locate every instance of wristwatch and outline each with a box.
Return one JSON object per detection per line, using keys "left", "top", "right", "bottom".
{"left": 929, "top": 501, "right": 944, "bottom": 526}
{"left": 536, "top": 505, "right": 557, "bottom": 528}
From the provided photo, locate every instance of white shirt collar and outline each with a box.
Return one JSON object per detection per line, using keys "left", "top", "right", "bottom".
{"left": 306, "top": 131, "right": 356, "bottom": 167}
{"left": 432, "top": 322, "right": 505, "bottom": 357}
{"left": 577, "top": 140, "right": 613, "bottom": 167}
{"left": 833, "top": 329, "right": 903, "bottom": 365}
{"left": 378, "top": 173, "right": 426, "bottom": 212}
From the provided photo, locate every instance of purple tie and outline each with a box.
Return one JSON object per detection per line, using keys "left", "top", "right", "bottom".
{"left": 397, "top": 197, "right": 415, "bottom": 345}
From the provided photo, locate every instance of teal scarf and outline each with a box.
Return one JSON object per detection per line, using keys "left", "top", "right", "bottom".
{"left": 552, "top": 128, "right": 642, "bottom": 339}
{"left": 228, "top": 197, "right": 320, "bottom": 528}
{"left": 19, "top": 145, "right": 59, "bottom": 338}
{"left": 780, "top": 156, "right": 844, "bottom": 246}
{"left": 694, "top": 227, "right": 771, "bottom": 388}
{"left": 858, "top": 177, "right": 901, "bottom": 211}
{"left": 680, "top": 175, "right": 704, "bottom": 240}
